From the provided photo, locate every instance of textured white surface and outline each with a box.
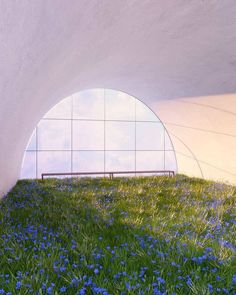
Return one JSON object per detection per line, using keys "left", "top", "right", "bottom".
{"left": 0, "top": 1, "right": 236, "bottom": 195}
{"left": 153, "top": 94, "right": 236, "bottom": 184}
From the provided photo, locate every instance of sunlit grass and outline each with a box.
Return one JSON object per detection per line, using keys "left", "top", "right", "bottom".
{"left": 0, "top": 175, "right": 235, "bottom": 294}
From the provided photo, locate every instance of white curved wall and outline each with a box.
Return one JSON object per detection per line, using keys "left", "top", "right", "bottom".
{"left": 0, "top": 1, "right": 236, "bottom": 195}
{"left": 152, "top": 94, "right": 236, "bottom": 184}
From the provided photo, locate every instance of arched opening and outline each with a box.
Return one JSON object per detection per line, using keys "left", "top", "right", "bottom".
{"left": 20, "top": 89, "right": 177, "bottom": 179}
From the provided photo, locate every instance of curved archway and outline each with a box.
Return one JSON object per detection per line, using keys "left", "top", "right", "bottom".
{"left": 20, "top": 89, "right": 177, "bottom": 179}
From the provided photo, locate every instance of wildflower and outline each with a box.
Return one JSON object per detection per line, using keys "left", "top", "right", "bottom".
{"left": 153, "top": 289, "right": 166, "bottom": 295}
{"left": 186, "top": 277, "right": 192, "bottom": 286}
{"left": 216, "top": 276, "right": 221, "bottom": 281}
{"left": 60, "top": 266, "right": 66, "bottom": 272}
{"left": 208, "top": 284, "right": 213, "bottom": 293}
{"left": 71, "top": 278, "right": 79, "bottom": 285}
{"left": 16, "top": 281, "right": 21, "bottom": 290}
{"left": 60, "top": 286, "right": 66, "bottom": 293}
{"left": 232, "top": 274, "right": 236, "bottom": 284}
{"left": 78, "top": 288, "right": 86, "bottom": 295}
{"left": 125, "top": 282, "right": 131, "bottom": 290}
{"left": 47, "top": 287, "right": 53, "bottom": 294}
{"left": 157, "top": 277, "right": 165, "bottom": 284}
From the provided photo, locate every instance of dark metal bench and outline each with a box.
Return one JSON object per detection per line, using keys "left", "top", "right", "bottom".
{"left": 41, "top": 170, "right": 175, "bottom": 180}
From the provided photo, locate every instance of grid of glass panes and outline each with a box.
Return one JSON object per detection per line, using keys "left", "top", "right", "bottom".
{"left": 21, "top": 89, "right": 177, "bottom": 179}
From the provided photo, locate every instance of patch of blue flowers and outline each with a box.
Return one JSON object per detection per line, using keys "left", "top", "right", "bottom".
{"left": 0, "top": 176, "right": 235, "bottom": 294}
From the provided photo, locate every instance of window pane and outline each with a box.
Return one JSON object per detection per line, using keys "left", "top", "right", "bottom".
{"left": 73, "top": 89, "right": 104, "bottom": 119}
{"left": 105, "top": 151, "right": 135, "bottom": 172}
{"left": 73, "top": 121, "right": 104, "bottom": 150}
{"left": 105, "top": 89, "right": 135, "bottom": 120}
{"left": 165, "top": 151, "right": 177, "bottom": 172}
{"left": 38, "top": 151, "right": 71, "bottom": 176}
{"left": 44, "top": 97, "right": 71, "bottom": 119}
{"left": 20, "top": 151, "right": 36, "bottom": 179}
{"left": 136, "top": 122, "right": 164, "bottom": 150}
{"left": 106, "top": 121, "right": 135, "bottom": 150}
{"left": 165, "top": 130, "right": 174, "bottom": 150}
{"left": 38, "top": 120, "right": 71, "bottom": 150}
{"left": 136, "top": 151, "right": 164, "bottom": 172}
{"left": 26, "top": 129, "right": 36, "bottom": 150}
{"left": 73, "top": 151, "right": 104, "bottom": 173}
{"left": 135, "top": 99, "right": 160, "bottom": 122}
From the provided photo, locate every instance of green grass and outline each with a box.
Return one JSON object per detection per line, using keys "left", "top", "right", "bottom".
{"left": 0, "top": 175, "right": 235, "bottom": 294}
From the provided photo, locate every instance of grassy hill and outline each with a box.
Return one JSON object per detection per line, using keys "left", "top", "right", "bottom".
{"left": 0, "top": 175, "right": 235, "bottom": 294}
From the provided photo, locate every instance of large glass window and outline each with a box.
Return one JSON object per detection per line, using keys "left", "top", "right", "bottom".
{"left": 20, "top": 89, "right": 177, "bottom": 179}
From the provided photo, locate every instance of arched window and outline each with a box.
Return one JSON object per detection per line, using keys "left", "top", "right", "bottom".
{"left": 21, "top": 89, "right": 177, "bottom": 178}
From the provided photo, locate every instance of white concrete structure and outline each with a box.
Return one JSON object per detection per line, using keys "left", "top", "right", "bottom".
{"left": 0, "top": 1, "right": 236, "bottom": 195}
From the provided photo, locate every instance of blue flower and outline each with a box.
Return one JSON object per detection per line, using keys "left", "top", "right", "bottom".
{"left": 125, "top": 282, "right": 131, "bottom": 290}
{"left": 157, "top": 277, "right": 165, "bottom": 284}
{"left": 60, "top": 266, "right": 66, "bottom": 272}
{"left": 78, "top": 288, "right": 86, "bottom": 295}
{"left": 47, "top": 287, "right": 53, "bottom": 294}
{"left": 71, "top": 278, "right": 79, "bottom": 285}
{"left": 153, "top": 289, "right": 166, "bottom": 295}
{"left": 216, "top": 276, "right": 221, "bottom": 281}
{"left": 208, "top": 284, "right": 213, "bottom": 293}
{"left": 186, "top": 277, "right": 192, "bottom": 286}
{"left": 60, "top": 286, "right": 66, "bottom": 293}
{"left": 16, "top": 281, "right": 21, "bottom": 290}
